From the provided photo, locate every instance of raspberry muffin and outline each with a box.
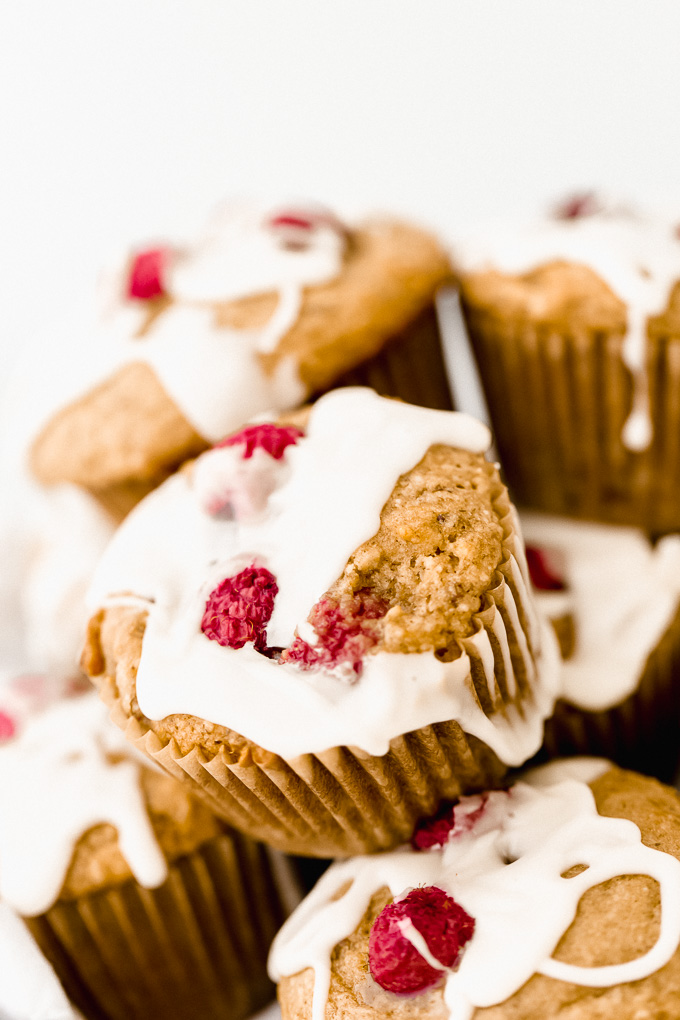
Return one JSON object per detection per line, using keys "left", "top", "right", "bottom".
{"left": 271, "top": 760, "right": 680, "bottom": 1020}
{"left": 453, "top": 199, "right": 680, "bottom": 531}
{"left": 30, "top": 202, "right": 453, "bottom": 519}
{"left": 82, "top": 388, "right": 559, "bottom": 857}
{"left": 522, "top": 513, "right": 680, "bottom": 779}
{"left": 0, "top": 676, "right": 296, "bottom": 1020}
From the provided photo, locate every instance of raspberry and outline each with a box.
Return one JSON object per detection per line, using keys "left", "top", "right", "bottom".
{"left": 412, "top": 795, "right": 489, "bottom": 851}
{"left": 127, "top": 247, "right": 169, "bottom": 300}
{"left": 525, "top": 546, "right": 566, "bottom": 592}
{"left": 0, "top": 710, "right": 16, "bottom": 742}
{"left": 219, "top": 423, "right": 303, "bottom": 461}
{"left": 280, "top": 592, "right": 387, "bottom": 678}
{"left": 369, "top": 887, "right": 475, "bottom": 995}
{"left": 554, "top": 192, "right": 600, "bottom": 220}
{"left": 202, "top": 566, "right": 278, "bottom": 651}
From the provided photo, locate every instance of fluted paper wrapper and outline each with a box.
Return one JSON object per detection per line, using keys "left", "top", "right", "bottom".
{"left": 541, "top": 603, "right": 680, "bottom": 781}
{"left": 98, "top": 482, "right": 552, "bottom": 858}
{"left": 463, "top": 307, "right": 680, "bottom": 533}
{"left": 331, "top": 302, "right": 454, "bottom": 412}
{"left": 25, "top": 832, "right": 294, "bottom": 1020}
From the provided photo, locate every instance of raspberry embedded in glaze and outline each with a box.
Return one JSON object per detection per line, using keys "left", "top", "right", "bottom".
{"left": 202, "top": 566, "right": 279, "bottom": 651}
{"left": 525, "top": 546, "right": 567, "bottom": 592}
{"left": 219, "top": 423, "right": 304, "bottom": 461}
{"left": 127, "top": 247, "right": 169, "bottom": 300}
{"left": 369, "top": 886, "right": 475, "bottom": 995}
{"left": 0, "top": 711, "right": 16, "bottom": 743}
{"left": 280, "top": 593, "right": 387, "bottom": 680}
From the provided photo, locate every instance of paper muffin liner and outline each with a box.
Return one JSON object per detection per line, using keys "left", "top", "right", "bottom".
{"left": 462, "top": 305, "right": 680, "bottom": 532}
{"left": 24, "top": 830, "right": 295, "bottom": 1020}
{"left": 96, "top": 478, "right": 554, "bottom": 858}
{"left": 541, "top": 603, "right": 680, "bottom": 781}
{"left": 330, "top": 301, "right": 454, "bottom": 412}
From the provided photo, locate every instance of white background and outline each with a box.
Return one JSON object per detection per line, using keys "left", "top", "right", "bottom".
{"left": 1, "top": 0, "right": 680, "bottom": 370}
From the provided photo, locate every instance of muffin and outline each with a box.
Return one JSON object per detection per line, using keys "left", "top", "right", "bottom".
{"left": 453, "top": 200, "right": 680, "bottom": 531}
{"left": 0, "top": 676, "right": 296, "bottom": 1020}
{"left": 82, "top": 388, "right": 560, "bottom": 857}
{"left": 29, "top": 201, "right": 453, "bottom": 519}
{"left": 522, "top": 513, "right": 680, "bottom": 779}
{"left": 271, "top": 759, "right": 680, "bottom": 1019}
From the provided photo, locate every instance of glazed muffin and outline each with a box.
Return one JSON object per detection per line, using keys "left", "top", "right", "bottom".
{"left": 0, "top": 676, "right": 296, "bottom": 1020}
{"left": 29, "top": 202, "right": 453, "bottom": 519}
{"left": 522, "top": 513, "right": 680, "bottom": 779}
{"left": 82, "top": 388, "right": 559, "bottom": 857}
{"left": 453, "top": 200, "right": 680, "bottom": 531}
{"left": 271, "top": 759, "right": 680, "bottom": 1020}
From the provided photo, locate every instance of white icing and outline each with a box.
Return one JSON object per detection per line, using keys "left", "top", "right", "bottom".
{"left": 0, "top": 901, "right": 78, "bottom": 1020}
{"left": 269, "top": 765, "right": 680, "bottom": 1020}
{"left": 453, "top": 209, "right": 680, "bottom": 451}
{"left": 0, "top": 692, "right": 167, "bottom": 916}
{"left": 521, "top": 513, "right": 680, "bottom": 711}
{"left": 87, "top": 389, "right": 559, "bottom": 763}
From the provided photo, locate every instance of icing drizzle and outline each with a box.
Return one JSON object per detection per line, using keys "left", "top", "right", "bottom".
{"left": 453, "top": 207, "right": 680, "bottom": 451}
{"left": 87, "top": 389, "right": 559, "bottom": 762}
{"left": 269, "top": 763, "right": 680, "bottom": 1020}
{"left": 0, "top": 690, "right": 167, "bottom": 916}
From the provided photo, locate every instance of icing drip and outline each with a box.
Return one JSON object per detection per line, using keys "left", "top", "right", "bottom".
{"left": 88, "top": 390, "right": 559, "bottom": 762}
{"left": 269, "top": 766, "right": 680, "bottom": 1020}
{"left": 453, "top": 209, "right": 680, "bottom": 451}
{"left": 0, "top": 901, "right": 78, "bottom": 1019}
{"left": 0, "top": 691, "right": 167, "bottom": 916}
{"left": 521, "top": 513, "right": 680, "bottom": 710}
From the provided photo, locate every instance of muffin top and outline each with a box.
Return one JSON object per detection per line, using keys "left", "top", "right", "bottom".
{"left": 29, "top": 201, "right": 452, "bottom": 497}
{"left": 0, "top": 677, "right": 222, "bottom": 915}
{"left": 84, "top": 388, "right": 559, "bottom": 763}
{"left": 271, "top": 760, "right": 680, "bottom": 1020}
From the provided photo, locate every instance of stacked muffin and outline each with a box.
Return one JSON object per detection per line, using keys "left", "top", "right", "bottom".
{"left": 4, "top": 194, "right": 680, "bottom": 1020}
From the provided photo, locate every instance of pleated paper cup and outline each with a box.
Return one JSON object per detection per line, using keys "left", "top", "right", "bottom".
{"left": 541, "top": 603, "right": 680, "bottom": 782}
{"left": 25, "top": 830, "right": 296, "bottom": 1020}
{"left": 330, "top": 301, "right": 454, "bottom": 412}
{"left": 462, "top": 301, "right": 680, "bottom": 534}
{"left": 92, "top": 478, "right": 556, "bottom": 858}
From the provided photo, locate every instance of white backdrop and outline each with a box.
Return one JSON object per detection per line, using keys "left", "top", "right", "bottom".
{"left": 1, "top": 0, "right": 680, "bottom": 371}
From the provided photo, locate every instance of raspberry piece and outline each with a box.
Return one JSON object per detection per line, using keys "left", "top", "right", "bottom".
{"left": 127, "top": 247, "right": 169, "bottom": 300}
{"left": 412, "top": 795, "right": 490, "bottom": 850}
{"left": 0, "top": 710, "right": 16, "bottom": 742}
{"left": 526, "top": 546, "right": 566, "bottom": 591}
{"left": 369, "top": 887, "right": 475, "bottom": 995}
{"left": 202, "top": 566, "right": 278, "bottom": 651}
{"left": 554, "top": 192, "right": 600, "bottom": 220}
{"left": 219, "top": 423, "right": 303, "bottom": 461}
{"left": 280, "top": 592, "right": 387, "bottom": 678}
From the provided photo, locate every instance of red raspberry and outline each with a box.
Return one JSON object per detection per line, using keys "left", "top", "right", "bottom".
{"left": 280, "top": 592, "right": 387, "bottom": 677}
{"left": 525, "top": 546, "right": 566, "bottom": 592}
{"left": 219, "top": 423, "right": 304, "bottom": 461}
{"left": 411, "top": 795, "right": 490, "bottom": 851}
{"left": 554, "top": 192, "right": 600, "bottom": 220}
{"left": 127, "top": 247, "right": 169, "bottom": 300}
{"left": 202, "top": 566, "right": 278, "bottom": 651}
{"left": 369, "top": 887, "right": 475, "bottom": 995}
{"left": 0, "top": 710, "right": 16, "bottom": 742}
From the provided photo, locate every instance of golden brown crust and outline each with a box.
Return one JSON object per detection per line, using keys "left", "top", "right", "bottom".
{"left": 82, "top": 450, "right": 505, "bottom": 761}
{"left": 30, "top": 221, "right": 451, "bottom": 504}
{"left": 279, "top": 768, "right": 680, "bottom": 1020}
{"left": 58, "top": 766, "right": 224, "bottom": 901}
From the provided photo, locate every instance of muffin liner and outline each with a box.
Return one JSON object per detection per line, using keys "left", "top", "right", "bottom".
{"left": 462, "top": 305, "right": 680, "bottom": 533}
{"left": 330, "top": 300, "right": 454, "bottom": 412}
{"left": 540, "top": 602, "right": 680, "bottom": 782}
{"left": 24, "top": 830, "right": 295, "bottom": 1020}
{"left": 97, "top": 479, "right": 554, "bottom": 857}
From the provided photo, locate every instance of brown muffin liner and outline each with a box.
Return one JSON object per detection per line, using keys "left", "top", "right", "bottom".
{"left": 462, "top": 306, "right": 680, "bottom": 533}
{"left": 97, "top": 480, "right": 554, "bottom": 858}
{"left": 329, "top": 299, "right": 454, "bottom": 412}
{"left": 540, "top": 603, "right": 680, "bottom": 782}
{"left": 24, "top": 831, "right": 296, "bottom": 1020}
